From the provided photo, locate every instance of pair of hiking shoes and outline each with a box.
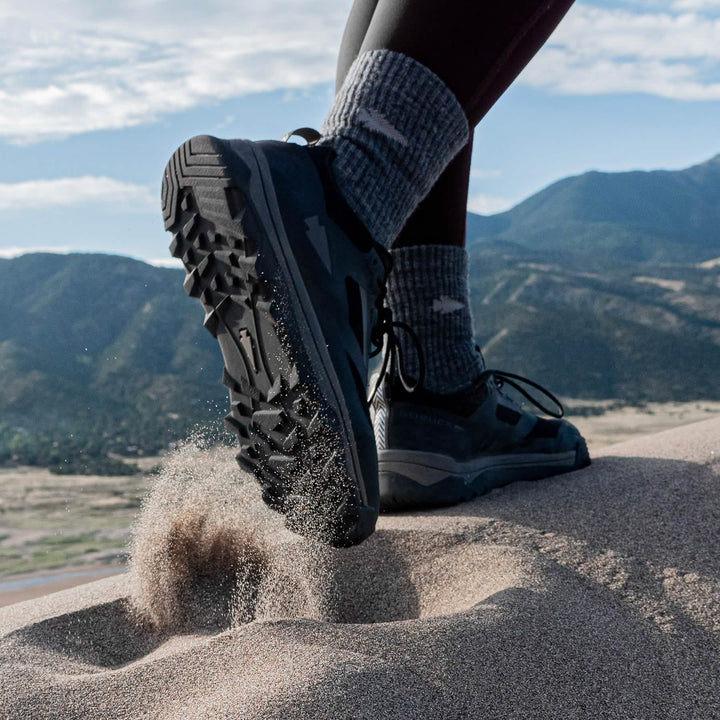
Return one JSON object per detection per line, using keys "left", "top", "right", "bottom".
{"left": 162, "top": 130, "right": 590, "bottom": 548}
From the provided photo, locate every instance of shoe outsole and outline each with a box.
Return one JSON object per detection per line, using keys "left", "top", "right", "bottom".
{"left": 162, "top": 135, "right": 371, "bottom": 547}
{"left": 379, "top": 438, "right": 591, "bottom": 512}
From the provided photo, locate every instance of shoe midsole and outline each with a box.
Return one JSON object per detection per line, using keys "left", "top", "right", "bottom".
{"left": 239, "top": 141, "right": 368, "bottom": 507}
{"left": 378, "top": 448, "right": 579, "bottom": 487}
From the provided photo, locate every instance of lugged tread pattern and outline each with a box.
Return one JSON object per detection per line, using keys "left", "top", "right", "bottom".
{"left": 162, "top": 136, "right": 358, "bottom": 544}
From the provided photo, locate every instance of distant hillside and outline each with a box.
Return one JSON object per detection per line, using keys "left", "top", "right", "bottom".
{"left": 2, "top": 249, "right": 719, "bottom": 473}
{"left": 468, "top": 243, "right": 720, "bottom": 401}
{"left": 0, "top": 253, "right": 227, "bottom": 473}
{"left": 466, "top": 155, "right": 720, "bottom": 264}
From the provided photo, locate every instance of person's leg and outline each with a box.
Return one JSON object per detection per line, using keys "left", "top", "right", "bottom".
{"left": 337, "top": 0, "right": 577, "bottom": 251}
{"left": 335, "top": 0, "right": 470, "bottom": 250}
{"left": 335, "top": 0, "right": 379, "bottom": 95}
{"left": 392, "top": 0, "right": 578, "bottom": 250}
{"left": 323, "top": 0, "right": 589, "bottom": 511}
{"left": 326, "top": 0, "right": 576, "bottom": 394}
{"left": 330, "top": 0, "right": 590, "bottom": 511}
{"left": 351, "top": 0, "right": 575, "bottom": 125}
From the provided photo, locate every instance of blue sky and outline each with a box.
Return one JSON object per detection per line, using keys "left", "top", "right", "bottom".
{"left": 1, "top": 0, "right": 719, "bottom": 265}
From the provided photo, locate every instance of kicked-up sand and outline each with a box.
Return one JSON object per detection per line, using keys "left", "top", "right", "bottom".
{"left": 0, "top": 417, "right": 719, "bottom": 718}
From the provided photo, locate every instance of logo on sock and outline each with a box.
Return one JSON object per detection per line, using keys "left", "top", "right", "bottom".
{"left": 357, "top": 108, "right": 408, "bottom": 146}
{"left": 432, "top": 296, "right": 465, "bottom": 314}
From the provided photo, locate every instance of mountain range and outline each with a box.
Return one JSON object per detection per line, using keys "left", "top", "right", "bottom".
{"left": 467, "top": 154, "right": 720, "bottom": 264}
{"left": 1, "top": 154, "right": 718, "bottom": 472}
{"left": 0, "top": 253, "right": 227, "bottom": 473}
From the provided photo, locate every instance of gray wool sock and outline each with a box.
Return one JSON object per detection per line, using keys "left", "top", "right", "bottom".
{"left": 318, "top": 50, "right": 468, "bottom": 248}
{"left": 386, "top": 244, "right": 484, "bottom": 395}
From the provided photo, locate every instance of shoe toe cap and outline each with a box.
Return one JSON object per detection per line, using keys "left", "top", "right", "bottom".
{"left": 525, "top": 416, "right": 586, "bottom": 454}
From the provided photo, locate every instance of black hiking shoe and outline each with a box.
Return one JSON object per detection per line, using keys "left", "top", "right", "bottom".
{"left": 371, "top": 368, "right": 591, "bottom": 511}
{"left": 162, "top": 130, "right": 389, "bottom": 547}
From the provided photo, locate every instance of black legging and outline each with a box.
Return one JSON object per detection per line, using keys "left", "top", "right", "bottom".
{"left": 336, "top": 0, "right": 576, "bottom": 248}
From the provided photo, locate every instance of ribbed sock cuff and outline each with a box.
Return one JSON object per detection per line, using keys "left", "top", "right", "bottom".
{"left": 387, "top": 244, "right": 483, "bottom": 394}
{"left": 318, "top": 50, "right": 469, "bottom": 247}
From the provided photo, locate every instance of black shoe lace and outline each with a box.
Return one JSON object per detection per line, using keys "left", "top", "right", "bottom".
{"left": 362, "top": 284, "right": 563, "bottom": 419}
{"left": 479, "top": 368, "right": 565, "bottom": 418}
{"left": 367, "top": 261, "right": 425, "bottom": 406}
{"left": 368, "top": 306, "right": 426, "bottom": 405}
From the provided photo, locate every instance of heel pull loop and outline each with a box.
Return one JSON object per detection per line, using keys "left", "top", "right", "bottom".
{"left": 281, "top": 127, "right": 322, "bottom": 146}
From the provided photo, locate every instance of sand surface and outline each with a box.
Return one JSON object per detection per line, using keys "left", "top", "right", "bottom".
{"left": 1, "top": 418, "right": 719, "bottom": 719}
{"left": 1, "top": 403, "right": 716, "bottom": 603}
{"left": 567, "top": 399, "right": 720, "bottom": 449}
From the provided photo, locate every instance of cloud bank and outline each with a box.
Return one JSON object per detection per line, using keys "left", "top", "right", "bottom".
{"left": 0, "top": 0, "right": 348, "bottom": 143}
{"left": 0, "top": 246, "right": 70, "bottom": 259}
{"left": 523, "top": 5, "right": 720, "bottom": 100}
{"left": 0, "top": 177, "right": 155, "bottom": 210}
{"left": 466, "top": 193, "right": 514, "bottom": 216}
{"left": 0, "top": 1, "right": 719, "bottom": 143}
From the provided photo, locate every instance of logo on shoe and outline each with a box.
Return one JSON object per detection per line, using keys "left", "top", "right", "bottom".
{"left": 305, "top": 216, "right": 332, "bottom": 273}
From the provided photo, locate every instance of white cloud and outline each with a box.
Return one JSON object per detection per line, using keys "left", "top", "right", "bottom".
{"left": 1, "top": 1, "right": 720, "bottom": 142}
{"left": 0, "top": 177, "right": 155, "bottom": 210}
{"left": 0, "top": 0, "right": 351, "bottom": 142}
{"left": 470, "top": 168, "right": 502, "bottom": 180}
{"left": 0, "top": 246, "right": 70, "bottom": 258}
{"left": 467, "top": 193, "right": 514, "bottom": 215}
{"left": 147, "top": 258, "right": 183, "bottom": 268}
{"left": 522, "top": 5, "right": 720, "bottom": 100}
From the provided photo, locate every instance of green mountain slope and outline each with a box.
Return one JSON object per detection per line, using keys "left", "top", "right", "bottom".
{"left": 468, "top": 244, "right": 720, "bottom": 401}
{"left": 0, "top": 253, "right": 227, "bottom": 473}
{"left": 466, "top": 155, "right": 720, "bottom": 264}
{"left": 2, "top": 249, "right": 719, "bottom": 473}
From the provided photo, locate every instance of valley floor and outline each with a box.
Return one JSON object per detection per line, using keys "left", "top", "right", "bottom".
{"left": 567, "top": 399, "right": 720, "bottom": 448}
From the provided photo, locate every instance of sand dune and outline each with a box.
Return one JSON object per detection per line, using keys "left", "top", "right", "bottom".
{"left": 1, "top": 418, "right": 719, "bottom": 719}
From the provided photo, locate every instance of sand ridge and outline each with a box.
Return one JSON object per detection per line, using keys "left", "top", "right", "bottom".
{"left": 1, "top": 418, "right": 719, "bottom": 718}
